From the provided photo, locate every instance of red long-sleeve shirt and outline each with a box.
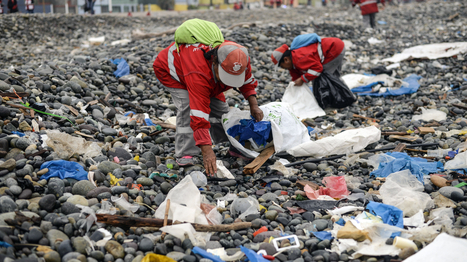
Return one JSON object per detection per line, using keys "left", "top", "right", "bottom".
{"left": 288, "top": 37, "right": 345, "bottom": 83}
{"left": 153, "top": 42, "right": 257, "bottom": 146}
{"left": 351, "top": 0, "right": 384, "bottom": 15}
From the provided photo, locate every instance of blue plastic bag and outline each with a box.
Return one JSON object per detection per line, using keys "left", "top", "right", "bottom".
{"left": 240, "top": 246, "right": 269, "bottom": 262}
{"left": 192, "top": 247, "right": 225, "bottom": 262}
{"left": 370, "top": 152, "right": 443, "bottom": 184}
{"left": 40, "top": 160, "right": 88, "bottom": 181}
{"left": 290, "top": 33, "right": 321, "bottom": 50}
{"left": 312, "top": 231, "right": 333, "bottom": 241}
{"left": 367, "top": 201, "right": 404, "bottom": 237}
{"left": 110, "top": 58, "right": 130, "bottom": 78}
{"left": 227, "top": 118, "right": 271, "bottom": 147}
{"left": 352, "top": 74, "right": 422, "bottom": 97}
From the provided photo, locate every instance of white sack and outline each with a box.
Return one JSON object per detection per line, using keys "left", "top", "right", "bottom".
{"left": 287, "top": 126, "right": 381, "bottom": 157}
{"left": 160, "top": 223, "right": 211, "bottom": 247}
{"left": 281, "top": 82, "right": 325, "bottom": 119}
{"left": 222, "top": 102, "right": 309, "bottom": 158}
{"left": 382, "top": 42, "right": 467, "bottom": 63}
{"left": 404, "top": 233, "right": 467, "bottom": 262}
{"left": 342, "top": 74, "right": 407, "bottom": 90}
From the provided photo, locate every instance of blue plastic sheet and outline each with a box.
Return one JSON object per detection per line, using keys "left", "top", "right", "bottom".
{"left": 240, "top": 246, "right": 269, "bottom": 262}
{"left": 352, "top": 74, "right": 422, "bottom": 97}
{"left": 0, "top": 241, "right": 13, "bottom": 248}
{"left": 312, "top": 231, "right": 333, "bottom": 241}
{"left": 367, "top": 201, "right": 404, "bottom": 237}
{"left": 40, "top": 160, "right": 88, "bottom": 181}
{"left": 370, "top": 152, "right": 443, "bottom": 184}
{"left": 192, "top": 247, "right": 225, "bottom": 262}
{"left": 290, "top": 33, "right": 321, "bottom": 50}
{"left": 227, "top": 118, "right": 271, "bottom": 147}
{"left": 110, "top": 58, "right": 130, "bottom": 78}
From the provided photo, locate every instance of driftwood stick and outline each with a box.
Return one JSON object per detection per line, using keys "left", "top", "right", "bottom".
{"left": 161, "top": 199, "right": 171, "bottom": 240}
{"left": 353, "top": 114, "right": 380, "bottom": 123}
{"left": 95, "top": 213, "right": 252, "bottom": 232}
{"left": 381, "top": 131, "right": 408, "bottom": 136}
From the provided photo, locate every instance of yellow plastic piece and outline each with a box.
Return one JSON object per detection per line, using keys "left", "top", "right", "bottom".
{"left": 459, "top": 130, "right": 467, "bottom": 135}
{"left": 141, "top": 253, "right": 177, "bottom": 262}
{"left": 109, "top": 173, "right": 123, "bottom": 186}
{"left": 134, "top": 155, "right": 140, "bottom": 162}
{"left": 407, "top": 130, "right": 414, "bottom": 134}
{"left": 259, "top": 204, "right": 267, "bottom": 212}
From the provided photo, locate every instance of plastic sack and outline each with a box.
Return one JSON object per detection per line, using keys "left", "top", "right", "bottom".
{"left": 230, "top": 196, "right": 260, "bottom": 220}
{"left": 160, "top": 223, "right": 211, "bottom": 247}
{"left": 155, "top": 176, "right": 209, "bottom": 225}
{"left": 287, "top": 126, "right": 381, "bottom": 157}
{"left": 429, "top": 207, "right": 454, "bottom": 227}
{"left": 45, "top": 130, "right": 102, "bottom": 160}
{"left": 445, "top": 150, "right": 467, "bottom": 170}
{"left": 192, "top": 247, "right": 224, "bottom": 262}
{"left": 290, "top": 33, "right": 321, "bottom": 50}
{"left": 40, "top": 160, "right": 88, "bottom": 181}
{"left": 313, "top": 70, "right": 356, "bottom": 109}
{"left": 281, "top": 82, "right": 326, "bottom": 120}
{"left": 190, "top": 171, "right": 207, "bottom": 187}
{"left": 207, "top": 248, "right": 244, "bottom": 261}
{"left": 227, "top": 118, "right": 272, "bottom": 147}
{"left": 110, "top": 58, "right": 130, "bottom": 78}
{"left": 367, "top": 154, "right": 396, "bottom": 168}
{"left": 412, "top": 108, "right": 447, "bottom": 122}
{"left": 222, "top": 102, "right": 309, "bottom": 158}
{"left": 366, "top": 202, "right": 404, "bottom": 231}
{"left": 379, "top": 170, "right": 434, "bottom": 217}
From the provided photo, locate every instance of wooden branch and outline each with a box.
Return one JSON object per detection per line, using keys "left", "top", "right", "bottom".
{"left": 353, "top": 114, "right": 380, "bottom": 122}
{"left": 95, "top": 214, "right": 251, "bottom": 232}
{"left": 152, "top": 121, "right": 176, "bottom": 130}
{"left": 243, "top": 147, "right": 275, "bottom": 175}
{"left": 161, "top": 199, "right": 170, "bottom": 240}
{"left": 131, "top": 28, "right": 179, "bottom": 40}
{"left": 0, "top": 92, "right": 29, "bottom": 98}
{"left": 381, "top": 131, "right": 408, "bottom": 136}
{"left": 405, "top": 148, "right": 427, "bottom": 153}
{"left": 452, "top": 103, "right": 467, "bottom": 110}
{"left": 388, "top": 135, "right": 419, "bottom": 143}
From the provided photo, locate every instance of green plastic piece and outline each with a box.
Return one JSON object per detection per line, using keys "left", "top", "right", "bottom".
{"left": 454, "top": 182, "right": 467, "bottom": 188}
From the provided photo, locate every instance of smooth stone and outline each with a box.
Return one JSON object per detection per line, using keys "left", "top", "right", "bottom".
{"left": 105, "top": 240, "right": 125, "bottom": 259}
{"left": 39, "top": 194, "right": 56, "bottom": 212}
{"left": 72, "top": 180, "right": 96, "bottom": 196}
{"left": 47, "top": 229, "right": 70, "bottom": 249}
{"left": 66, "top": 195, "right": 88, "bottom": 206}
{"left": 439, "top": 187, "right": 464, "bottom": 199}
{"left": 98, "top": 161, "right": 121, "bottom": 174}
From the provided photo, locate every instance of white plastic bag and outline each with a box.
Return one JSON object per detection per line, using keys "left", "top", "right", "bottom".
{"left": 404, "top": 233, "right": 467, "bottom": 262}
{"left": 412, "top": 108, "right": 447, "bottom": 122}
{"left": 190, "top": 171, "right": 207, "bottom": 187}
{"left": 160, "top": 223, "right": 211, "bottom": 247}
{"left": 281, "top": 82, "right": 326, "bottom": 120}
{"left": 445, "top": 150, "right": 467, "bottom": 170}
{"left": 287, "top": 126, "right": 381, "bottom": 157}
{"left": 222, "top": 102, "right": 309, "bottom": 158}
{"left": 154, "top": 176, "right": 209, "bottom": 225}
{"left": 230, "top": 196, "right": 260, "bottom": 220}
{"left": 379, "top": 170, "right": 434, "bottom": 217}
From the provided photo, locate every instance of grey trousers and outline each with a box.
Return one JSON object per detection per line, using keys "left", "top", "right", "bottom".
{"left": 363, "top": 13, "right": 377, "bottom": 29}
{"left": 167, "top": 87, "right": 230, "bottom": 158}
{"left": 312, "top": 47, "right": 346, "bottom": 87}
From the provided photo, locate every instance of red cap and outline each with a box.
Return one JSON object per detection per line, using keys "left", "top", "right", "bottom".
{"left": 217, "top": 42, "right": 249, "bottom": 88}
{"left": 271, "top": 44, "right": 289, "bottom": 69}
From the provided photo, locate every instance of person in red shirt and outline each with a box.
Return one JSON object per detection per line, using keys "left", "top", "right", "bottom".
{"left": 153, "top": 41, "right": 262, "bottom": 176}
{"left": 271, "top": 38, "right": 345, "bottom": 87}
{"left": 351, "top": 0, "right": 385, "bottom": 29}
{"left": 7, "top": 0, "right": 18, "bottom": 13}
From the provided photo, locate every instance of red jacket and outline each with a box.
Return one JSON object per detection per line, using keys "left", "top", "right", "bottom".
{"left": 352, "top": 0, "right": 384, "bottom": 15}
{"left": 153, "top": 42, "right": 257, "bottom": 146}
{"left": 289, "top": 37, "right": 345, "bottom": 83}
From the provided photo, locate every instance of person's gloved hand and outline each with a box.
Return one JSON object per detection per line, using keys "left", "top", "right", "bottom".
{"left": 294, "top": 78, "right": 304, "bottom": 86}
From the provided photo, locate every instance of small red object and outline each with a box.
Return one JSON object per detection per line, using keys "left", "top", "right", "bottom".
{"left": 253, "top": 226, "right": 268, "bottom": 237}
{"left": 146, "top": 11, "right": 150, "bottom": 16}
{"left": 280, "top": 191, "right": 288, "bottom": 195}
{"left": 128, "top": 11, "right": 132, "bottom": 16}
{"left": 262, "top": 255, "right": 275, "bottom": 260}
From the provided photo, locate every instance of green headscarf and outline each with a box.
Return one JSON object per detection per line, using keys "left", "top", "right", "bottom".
{"left": 174, "top": 19, "right": 224, "bottom": 52}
